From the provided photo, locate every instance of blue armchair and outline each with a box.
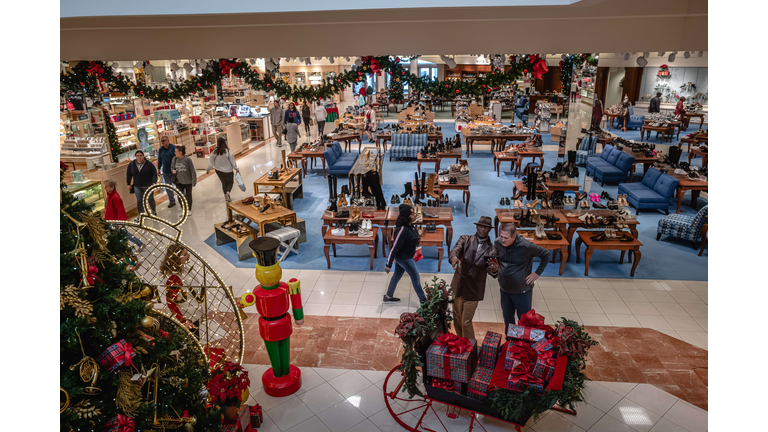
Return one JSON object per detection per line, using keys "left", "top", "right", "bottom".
{"left": 515, "top": 97, "right": 529, "bottom": 121}
{"left": 656, "top": 205, "right": 708, "bottom": 249}
{"left": 624, "top": 105, "right": 645, "bottom": 130}
{"left": 323, "top": 142, "right": 359, "bottom": 175}
{"left": 617, "top": 167, "right": 679, "bottom": 214}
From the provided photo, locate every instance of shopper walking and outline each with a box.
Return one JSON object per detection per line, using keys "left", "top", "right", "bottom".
{"left": 285, "top": 122, "right": 300, "bottom": 152}
{"left": 449, "top": 216, "right": 497, "bottom": 339}
{"left": 269, "top": 101, "right": 285, "bottom": 147}
{"left": 171, "top": 145, "right": 197, "bottom": 214}
{"left": 301, "top": 101, "right": 312, "bottom": 139}
{"left": 126, "top": 150, "right": 158, "bottom": 217}
{"left": 103, "top": 178, "right": 127, "bottom": 221}
{"left": 206, "top": 137, "right": 239, "bottom": 202}
{"left": 314, "top": 103, "right": 327, "bottom": 136}
{"left": 570, "top": 80, "right": 579, "bottom": 103}
{"left": 364, "top": 104, "right": 377, "bottom": 143}
{"left": 649, "top": 92, "right": 662, "bottom": 114}
{"left": 156, "top": 136, "right": 177, "bottom": 207}
{"left": 490, "top": 223, "right": 552, "bottom": 333}
{"left": 384, "top": 204, "right": 427, "bottom": 304}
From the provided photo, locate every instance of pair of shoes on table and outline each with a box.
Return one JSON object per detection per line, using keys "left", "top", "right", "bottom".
{"left": 391, "top": 195, "right": 401, "bottom": 204}
{"left": 331, "top": 222, "right": 346, "bottom": 236}
{"left": 358, "top": 219, "right": 374, "bottom": 237}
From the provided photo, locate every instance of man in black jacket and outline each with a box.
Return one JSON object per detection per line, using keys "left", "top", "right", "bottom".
{"left": 449, "top": 216, "right": 497, "bottom": 339}
{"left": 489, "top": 223, "right": 551, "bottom": 333}
{"left": 649, "top": 92, "right": 662, "bottom": 113}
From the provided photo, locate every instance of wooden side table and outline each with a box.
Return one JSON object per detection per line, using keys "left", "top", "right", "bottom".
{"left": 574, "top": 231, "right": 643, "bottom": 277}
{"left": 419, "top": 228, "right": 445, "bottom": 272}
{"left": 493, "top": 152, "right": 519, "bottom": 177}
{"left": 323, "top": 227, "right": 379, "bottom": 270}
{"left": 436, "top": 177, "right": 471, "bottom": 217}
{"left": 253, "top": 167, "right": 303, "bottom": 209}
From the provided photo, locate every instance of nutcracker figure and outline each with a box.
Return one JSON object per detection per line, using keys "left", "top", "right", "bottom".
{"left": 239, "top": 237, "right": 304, "bottom": 397}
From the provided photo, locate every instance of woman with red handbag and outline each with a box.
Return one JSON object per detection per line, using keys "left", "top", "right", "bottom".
{"left": 384, "top": 204, "right": 426, "bottom": 304}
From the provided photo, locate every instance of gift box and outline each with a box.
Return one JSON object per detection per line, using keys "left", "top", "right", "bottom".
{"left": 425, "top": 333, "right": 477, "bottom": 384}
{"left": 222, "top": 404, "right": 250, "bottom": 432}
{"left": 532, "top": 357, "right": 555, "bottom": 382}
{"left": 105, "top": 414, "right": 135, "bottom": 432}
{"left": 507, "top": 375, "right": 544, "bottom": 394}
{"left": 531, "top": 339, "right": 554, "bottom": 354}
{"left": 97, "top": 339, "right": 137, "bottom": 373}
{"left": 479, "top": 331, "right": 503, "bottom": 369}
{"left": 507, "top": 324, "right": 545, "bottom": 342}
{"left": 467, "top": 366, "right": 494, "bottom": 400}
{"left": 249, "top": 404, "right": 263, "bottom": 428}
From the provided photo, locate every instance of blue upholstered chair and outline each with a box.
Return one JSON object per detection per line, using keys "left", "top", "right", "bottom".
{"left": 575, "top": 135, "right": 598, "bottom": 166}
{"left": 618, "top": 168, "right": 679, "bottom": 214}
{"left": 515, "top": 97, "right": 529, "bottom": 121}
{"left": 624, "top": 105, "right": 645, "bottom": 130}
{"left": 323, "top": 142, "right": 359, "bottom": 175}
{"left": 656, "top": 205, "right": 709, "bottom": 249}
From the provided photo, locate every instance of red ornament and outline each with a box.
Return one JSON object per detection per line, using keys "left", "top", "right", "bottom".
{"left": 266, "top": 83, "right": 270, "bottom": 87}
{"left": 80, "top": 82, "right": 84, "bottom": 86}
{"left": 524, "top": 69, "right": 528, "bottom": 73}
{"left": 456, "top": 90, "right": 460, "bottom": 94}
{"left": 445, "top": 85, "right": 449, "bottom": 88}
{"left": 197, "top": 83, "right": 201, "bottom": 87}
{"left": 140, "top": 91, "right": 144, "bottom": 95}
{"left": 482, "top": 85, "right": 486, "bottom": 88}
{"left": 163, "top": 88, "right": 167, "bottom": 92}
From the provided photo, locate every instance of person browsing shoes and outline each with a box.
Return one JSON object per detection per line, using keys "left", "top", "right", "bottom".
{"left": 490, "top": 223, "right": 552, "bottom": 334}
{"left": 448, "top": 216, "right": 498, "bottom": 340}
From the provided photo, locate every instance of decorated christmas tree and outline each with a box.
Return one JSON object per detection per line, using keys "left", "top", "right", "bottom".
{"left": 59, "top": 162, "right": 223, "bottom": 431}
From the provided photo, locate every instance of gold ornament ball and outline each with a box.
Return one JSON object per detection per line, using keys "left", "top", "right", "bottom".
{"left": 141, "top": 316, "right": 155, "bottom": 329}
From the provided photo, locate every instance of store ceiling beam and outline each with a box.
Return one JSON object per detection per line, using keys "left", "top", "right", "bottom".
{"left": 60, "top": 0, "right": 707, "bottom": 61}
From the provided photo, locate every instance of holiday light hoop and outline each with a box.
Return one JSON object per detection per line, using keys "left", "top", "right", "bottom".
{"left": 107, "top": 182, "right": 245, "bottom": 367}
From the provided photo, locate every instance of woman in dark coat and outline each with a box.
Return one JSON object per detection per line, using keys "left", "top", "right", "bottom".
{"left": 383, "top": 204, "right": 426, "bottom": 304}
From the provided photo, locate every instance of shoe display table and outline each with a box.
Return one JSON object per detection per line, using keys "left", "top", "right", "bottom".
{"left": 435, "top": 176, "right": 471, "bottom": 217}
{"left": 678, "top": 135, "right": 707, "bottom": 153}
{"left": 640, "top": 124, "right": 674, "bottom": 143}
{"left": 464, "top": 133, "right": 533, "bottom": 155}
{"left": 289, "top": 147, "right": 328, "bottom": 177}
{"left": 253, "top": 167, "right": 303, "bottom": 209}
{"left": 416, "top": 150, "right": 462, "bottom": 174}
{"left": 493, "top": 209, "right": 568, "bottom": 237}
{"left": 603, "top": 112, "right": 621, "bottom": 131}
{"left": 222, "top": 198, "right": 299, "bottom": 261}
{"left": 323, "top": 227, "right": 379, "bottom": 270}
{"left": 384, "top": 227, "right": 446, "bottom": 272}
{"left": 322, "top": 208, "right": 390, "bottom": 255}
{"left": 376, "top": 133, "right": 443, "bottom": 152}
{"left": 492, "top": 152, "right": 520, "bottom": 177}
{"left": 515, "top": 149, "right": 545, "bottom": 176}
{"left": 384, "top": 206, "right": 454, "bottom": 250}
{"left": 682, "top": 112, "right": 705, "bottom": 131}
{"left": 516, "top": 230, "right": 570, "bottom": 276}
{"left": 644, "top": 119, "right": 682, "bottom": 141}
{"left": 328, "top": 132, "right": 362, "bottom": 153}
{"left": 688, "top": 147, "right": 708, "bottom": 168}
{"left": 668, "top": 172, "right": 708, "bottom": 214}
{"left": 574, "top": 231, "right": 643, "bottom": 277}
{"left": 512, "top": 179, "right": 579, "bottom": 197}
{"left": 562, "top": 209, "right": 640, "bottom": 261}
{"left": 621, "top": 148, "right": 658, "bottom": 182}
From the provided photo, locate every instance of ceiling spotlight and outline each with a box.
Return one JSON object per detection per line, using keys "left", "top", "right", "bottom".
{"left": 684, "top": 51, "right": 691, "bottom": 59}
{"left": 183, "top": 62, "right": 193, "bottom": 72}
{"left": 111, "top": 62, "right": 119, "bottom": 69}
{"left": 170, "top": 62, "right": 179, "bottom": 71}
{"left": 623, "top": 53, "right": 630, "bottom": 61}
{"left": 446, "top": 57, "right": 457, "bottom": 69}
{"left": 658, "top": 52, "right": 665, "bottom": 56}
{"left": 668, "top": 53, "right": 676, "bottom": 62}
{"left": 643, "top": 52, "right": 649, "bottom": 58}
{"left": 698, "top": 51, "right": 704, "bottom": 57}
{"left": 344, "top": 57, "right": 350, "bottom": 62}
{"left": 329, "top": 57, "right": 335, "bottom": 64}
{"left": 305, "top": 58, "right": 312, "bottom": 66}
{"left": 636, "top": 56, "right": 648, "bottom": 67}
{"left": 562, "top": 54, "right": 567, "bottom": 60}
{"left": 314, "top": 57, "right": 322, "bottom": 61}
{"left": 143, "top": 63, "right": 155, "bottom": 74}
{"left": 354, "top": 58, "right": 363, "bottom": 66}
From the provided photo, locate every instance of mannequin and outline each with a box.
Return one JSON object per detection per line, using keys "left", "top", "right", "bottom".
{"left": 591, "top": 95, "right": 603, "bottom": 131}
{"left": 619, "top": 95, "right": 631, "bottom": 132}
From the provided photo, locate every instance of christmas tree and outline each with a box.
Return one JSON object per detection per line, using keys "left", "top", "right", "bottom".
{"left": 59, "top": 162, "right": 222, "bottom": 431}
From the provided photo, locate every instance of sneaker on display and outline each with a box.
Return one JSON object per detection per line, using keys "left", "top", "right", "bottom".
{"left": 383, "top": 295, "right": 401, "bottom": 304}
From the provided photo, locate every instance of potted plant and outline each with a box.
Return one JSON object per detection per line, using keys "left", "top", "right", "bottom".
{"left": 206, "top": 361, "right": 251, "bottom": 421}
{"left": 657, "top": 64, "right": 670, "bottom": 76}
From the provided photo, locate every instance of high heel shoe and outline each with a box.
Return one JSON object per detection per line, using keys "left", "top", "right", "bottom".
{"left": 526, "top": 198, "right": 540, "bottom": 209}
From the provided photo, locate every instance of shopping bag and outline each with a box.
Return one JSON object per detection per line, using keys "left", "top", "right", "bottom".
{"left": 235, "top": 171, "right": 246, "bottom": 192}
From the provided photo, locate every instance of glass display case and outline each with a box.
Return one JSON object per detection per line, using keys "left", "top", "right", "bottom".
{"left": 294, "top": 72, "right": 306, "bottom": 86}
{"left": 65, "top": 180, "right": 105, "bottom": 212}
{"left": 309, "top": 72, "right": 322, "bottom": 86}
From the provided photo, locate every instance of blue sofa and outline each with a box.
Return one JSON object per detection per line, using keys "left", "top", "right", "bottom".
{"left": 514, "top": 97, "right": 529, "bottom": 120}
{"left": 585, "top": 144, "right": 635, "bottom": 185}
{"left": 618, "top": 167, "right": 679, "bottom": 214}
{"left": 323, "top": 142, "right": 359, "bottom": 175}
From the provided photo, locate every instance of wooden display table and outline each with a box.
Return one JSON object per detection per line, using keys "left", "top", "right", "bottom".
{"left": 688, "top": 147, "right": 708, "bottom": 168}
{"left": 375, "top": 133, "right": 443, "bottom": 152}
{"left": 492, "top": 152, "right": 520, "bottom": 177}
{"left": 515, "top": 230, "right": 570, "bottom": 276}
{"left": 574, "top": 231, "right": 643, "bottom": 277}
{"left": 252, "top": 167, "right": 303, "bottom": 209}
{"left": 668, "top": 172, "right": 708, "bottom": 214}
{"left": 682, "top": 112, "right": 705, "bottom": 131}
{"left": 640, "top": 124, "right": 673, "bottom": 143}
{"left": 436, "top": 176, "right": 471, "bottom": 217}
{"left": 323, "top": 227, "right": 379, "bottom": 270}
{"left": 222, "top": 198, "right": 298, "bottom": 261}
{"left": 289, "top": 148, "right": 327, "bottom": 177}
{"left": 603, "top": 112, "right": 621, "bottom": 131}
{"left": 321, "top": 208, "right": 390, "bottom": 255}
{"left": 214, "top": 221, "right": 259, "bottom": 261}
{"left": 622, "top": 148, "right": 658, "bottom": 182}
{"left": 386, "top": 227, "right": 446, "bottom": 271}
{"left": 493, "top": 209, "right": 568, "bottom": 236}
{"left": 678, "top": 134, "right": 707, "bottom": 152}
{"left": 416, "top": 151, "right": 462, "bottom": 174}
{"left": 515, "top": 149, "right": 545, "bottom": 175}
{"left": 464, "top": 133, "right": 532, "bottom": 154}
{"left": 644, "top": 119, "right": 682, "bottom": 141}
{"left": 384, "top": 206, "right": 455, "bottom": 250}
{"left": 329, "top": 132, "right": 362, "bottom": 153}
{"left": 561, "top": 209, "right": 640, "bottom": 262}
{"left": 511, "top": 179, "right": 579, "bottom": 197}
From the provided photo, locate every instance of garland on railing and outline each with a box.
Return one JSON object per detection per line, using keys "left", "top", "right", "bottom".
{"left": 61, "top": 55, "right": 541, "bottom": 104}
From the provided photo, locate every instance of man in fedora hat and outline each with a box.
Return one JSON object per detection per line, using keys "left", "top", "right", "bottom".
{"left": 448, "top": 216, "right": 497, "bottom": 339}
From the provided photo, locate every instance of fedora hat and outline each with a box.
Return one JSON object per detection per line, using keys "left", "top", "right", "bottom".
{"left": 474, "top": 216, "right": 493, "bottom": 228}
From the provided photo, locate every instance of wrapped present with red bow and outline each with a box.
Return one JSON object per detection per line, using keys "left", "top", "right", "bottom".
{"left": 532, "top": 351, "right": 556, "bottom": 382}
{"left": 507, "top": 359, "right": 545, "bottom": 394}
{"left": 96, "top": 339, "right": 138, "bottom": 373}
{"left": 504, "top": 340, "right": 537, "bottom": 371}
{"left": 249, "top": 404, "right": 263, "bottom": 428}
{"left": 531, "top": 338, "right": 554, "bottom": 354}
{"left": 467, "top": 366, "right": 494, "bottom": 400}
{"left": 430, "top": 377, "right": 462, "bottom": 394}
{"left": 222, "top": 404, "right": 250, "bottom": 432}
{"left": 506, "top": 324, "right": 545, "bottom": 342}
{"left": 425, "top": 333, "right": 477, "bottom": 383}
{"left": 104, "top": 414, "right": 135, "bottom": 432}
{"left": 478, "top": 331, "right": 503, "bottom": 368}
{"left": 518, "top": 310, "right": 550, "bottom": 331}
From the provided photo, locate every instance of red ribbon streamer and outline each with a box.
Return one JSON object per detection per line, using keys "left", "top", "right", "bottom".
{"left": 529, "top": 55, "right": 549, "bottom": 80}
{"left": 431, "top": 378, "right": 458, "bottom": 392}
{"left": 122, "top": 342, "right": 140, "bottom": 372}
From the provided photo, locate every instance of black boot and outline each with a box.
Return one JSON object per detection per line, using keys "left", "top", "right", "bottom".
{"left": 332, "top": 175, "right": 338, "bottom": 199}
{"left": 401, "top": 182, "right": 413, "bottom": 198}
{"left": 328, "top": 175, "right": 335, "bottom": 200}
{"left": 421, "top": 172, "right": 427, "bottom": 201}
{"left": 413, "top": 172, "right": 422, "bottom": 204}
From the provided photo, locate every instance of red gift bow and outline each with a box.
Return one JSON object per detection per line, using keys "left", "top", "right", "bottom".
{"left": 431, "top": 378, "right": 458, "bottom": 392}
{"left": 518, "top": 310, "right": 547, "bottom": 330}
{"left": 122, "top": 342, "right": 140, "bottom": 372}
{"left": 537, "top": 349, "right": 556, "bottom": 368}
{"left": 435, "top": 333, "right": 472, "bottom": 354}
{"left": 113, "top": 414, "right": 135, "bottom": 432}
{"left": 85, "top": 259, "right": 103, "bottom": 286}
{"left": 86, "top": 61, "right": 105, "bottom": 76}
{"left": 529, "top": 55, "right": 549, "bottom": 80}
{"left": 219, "top": 60, "right": 241, "bottom": 76}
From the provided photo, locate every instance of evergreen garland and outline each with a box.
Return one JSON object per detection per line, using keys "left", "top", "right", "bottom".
{"left": 558, "top": 53, "right": 597, "bottom": 95}
{"left": 100, "top": 106, "right": 121, "bottom": 163}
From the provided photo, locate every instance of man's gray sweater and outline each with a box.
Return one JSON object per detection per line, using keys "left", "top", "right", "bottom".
{"left": 492, "top": 235, "right": 552, "bottom": 293}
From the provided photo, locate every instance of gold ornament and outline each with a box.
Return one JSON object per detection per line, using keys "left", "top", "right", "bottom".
{"left": 60, "top": 387, "right": 70, "bottom": 414}
{"left": 141, "top": 316, "right": 157, "bottom": 329}
{"left": 70, "top": 399, "right": 101, "bottom": 419}
{"left": 61, "top": 284, "right": 93, "bottom": 318}
{"left": 69, "top": 329, "right": 101, "bottom": 394}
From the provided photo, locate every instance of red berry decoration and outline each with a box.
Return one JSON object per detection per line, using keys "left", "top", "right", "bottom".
{"left": 140, "top": 91, "right": 144, "bottom": 94}
{"left": 80, "top": 82, "right": 85, "bottom": 86}
{"left": 163, "top": 88, "right": 167, "bottom": 92}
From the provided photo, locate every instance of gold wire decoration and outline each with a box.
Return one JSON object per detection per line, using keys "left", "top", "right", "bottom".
{"left": 116, "top": 370, "right": 143, "bottom": 418}
{"left": 70, "top": 399, "right": 102, "bottom": 419}
{"left": 60, "top": 387, "right": 70, "bottom": 414}
{"left": 106, "top": 183, "right": 245, "bottom": 368}
{"left": 69, "top": 328, "right": 101, "bottom": 395}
